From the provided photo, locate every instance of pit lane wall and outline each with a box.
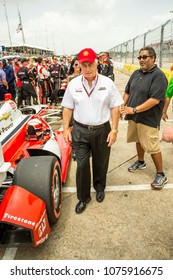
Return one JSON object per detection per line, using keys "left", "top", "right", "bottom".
{"left": 113, "top": 61, "right": 173, "bottom": 82}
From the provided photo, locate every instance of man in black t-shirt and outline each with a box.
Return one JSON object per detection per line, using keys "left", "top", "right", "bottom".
{"left": 121, "top": 46, "right": 168, "bottom": 190}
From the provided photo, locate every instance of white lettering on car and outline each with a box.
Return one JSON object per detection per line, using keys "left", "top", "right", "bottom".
{"left": 3, "top": 212, "right": 35, "bottom": 226}
{"left": 38, "top": 217, "right": 47, "bottom": 237}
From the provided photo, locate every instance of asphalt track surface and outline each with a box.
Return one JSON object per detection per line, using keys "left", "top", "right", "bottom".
{"left": 1, "top": 70, "right": 173, "bottom": 260}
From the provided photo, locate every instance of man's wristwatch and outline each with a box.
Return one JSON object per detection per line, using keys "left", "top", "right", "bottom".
{"left": 133, "top": 107, "right": 137, "bottom": 114}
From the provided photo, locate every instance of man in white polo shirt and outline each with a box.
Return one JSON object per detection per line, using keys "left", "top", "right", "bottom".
{"left": 62, "top": 48, "right": 123, "bottom": 214}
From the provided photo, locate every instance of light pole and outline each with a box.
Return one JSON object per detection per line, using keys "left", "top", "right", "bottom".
{"left": 169, "top": 10, "right": 173, "bottom": 72}
{"left": 144, "top": 29, "right": 151, "bottom": 47}
{"left": 170, "top": 10, "right": 173, "bottom": 39}
{"left": 3, "top": 0, "right": 13, "bottom": 53}
{"left": 123, "top": 42, "right": 128, "bottom": 63}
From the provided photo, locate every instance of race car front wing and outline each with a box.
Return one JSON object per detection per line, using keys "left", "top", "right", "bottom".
{"left": 0, "top": 185, "right": 51, "bottom": 247}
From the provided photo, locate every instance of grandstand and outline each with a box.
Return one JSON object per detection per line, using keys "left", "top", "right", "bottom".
{"left": 0, "top": 42, "right": 54, "bottom": 57}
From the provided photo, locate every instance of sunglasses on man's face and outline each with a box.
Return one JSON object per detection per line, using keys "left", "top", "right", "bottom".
{"left": 137, "top": 55, "right": 151, "bottom": 60}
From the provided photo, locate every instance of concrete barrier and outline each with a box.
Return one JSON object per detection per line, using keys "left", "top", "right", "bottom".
{"left": 160, "top": 69, "right": 173, "bottom": 82}
{"left": 114, "top": 61, "right": 173, "bottom": 82}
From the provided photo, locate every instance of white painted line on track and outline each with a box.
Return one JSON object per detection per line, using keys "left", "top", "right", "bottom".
{"left": 62, "top": 183, "right": 173, "bottom": 193}
{"left": 2, "top": 183, "right": 173, "bottom": 260}
{"left": 2, "top": 247, "right": 18, "bottom": 260}
{"left": 3, "top": 77, "right": 172, "bottom": 261}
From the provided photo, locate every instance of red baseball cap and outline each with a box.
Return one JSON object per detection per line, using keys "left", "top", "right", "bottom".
{"left": 78, "top": 48, "right": 97, "bottom": 63}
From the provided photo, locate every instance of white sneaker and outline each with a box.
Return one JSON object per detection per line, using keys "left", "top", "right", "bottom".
{"left": 151, "top": 174, "right": 168, "bottom": 189}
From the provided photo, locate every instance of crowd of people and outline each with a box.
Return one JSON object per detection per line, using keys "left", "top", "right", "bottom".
{"left": 0, "top": 51, "right": 114, "bottom": 107}
{"left": 0, "top": 55, "right": 68, "bottom": 106}
{"left": 2, "top": 46, "right": 171, "bottom": 215}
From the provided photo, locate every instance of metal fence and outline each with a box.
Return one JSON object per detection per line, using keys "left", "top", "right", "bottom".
{"left": 108, "top": 19, "right": 173, "bottom": 70}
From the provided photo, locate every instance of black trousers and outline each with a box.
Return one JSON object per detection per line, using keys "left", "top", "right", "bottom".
{"left": 0, "top": 85, "right": 8, "bottom": 101}
{"left": 8, "top": 84, "right": 16, "bottom": 99}
{"left": 72, "top": 121, "right": 111, "bottom": 201}
{"left": 22, "top": 83, "right": 37, "bottom": 105}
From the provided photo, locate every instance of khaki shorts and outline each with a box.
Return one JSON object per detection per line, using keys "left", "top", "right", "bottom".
{"left": 127, "top": 120, "right": 160, "bottom": 154}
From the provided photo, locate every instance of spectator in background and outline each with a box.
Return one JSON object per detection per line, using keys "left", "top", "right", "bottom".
{"left": 14, "top": 59, "right": 23, "bottom": 107}
{"left": 67, "top": 57, "right": 81, "bottom": 83}
{"left": 0, "top": 60, "right": 8, "bottom": 101}
{"left": 17, "top": 58, "right": 38, "bottom": 105}
{"left": 59, "top": 56, "right": 69, "bottom": 78}
{"left": 2, "top": 59, "right": 16, "bottom": 100}
{"left": 100, "top": 52, "right": 115, "bottom": 81}
{"left": 97, "top": 55, "right": 103, "bottom": 74}
{"left": 37, "top": 56, "right": 50, "bottom": 104}
{"left": 49, "top": 56, "right": 67, "bottom": 105}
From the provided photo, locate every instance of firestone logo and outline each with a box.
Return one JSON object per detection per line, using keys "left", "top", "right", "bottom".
{"left": 3, "top": 212, "right": 35, "bottom": 226}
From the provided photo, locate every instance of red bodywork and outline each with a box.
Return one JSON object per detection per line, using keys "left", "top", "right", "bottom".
{"left": 0, "top": 101, "right": 71, "bottom": 246}
{"left": 0, "top": 186, "right": 50, "bottom": 246}
{"left": 2, "top": 114, "right": 71, "bottom": 183}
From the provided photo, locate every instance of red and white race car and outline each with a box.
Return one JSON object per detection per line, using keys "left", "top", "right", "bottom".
{"left": 0, "top": 96, "right": 71, "bottom": 247}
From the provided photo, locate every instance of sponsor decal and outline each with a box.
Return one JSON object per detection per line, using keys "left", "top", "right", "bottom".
{"left": 36, "top": 233, "right": 49, "bottom": 246}
{"left": 34, "top": 210, "right": 49, "bottom": 246}
{"left": 37, "top": 217, "right": 47, "bottom": 238}
{"left": 83, "top": 50, "right": 89, "bottom": 56}
{"left": 0, "top": 113, "right": 11, "bottom": 121}
{"left": 75, "top": 88, "right": 83, "bottom": 92}
{"left": 3, "top": 212, "right": 35, "bottom": 226}
{"left": 35, "top": 209, "right": 47, "bottom": 230}
{"left": 9, "top": 101, "right": 17, "bottom": 110}
{"left": 0, "top": 122, "right": 14, "bottom": 135}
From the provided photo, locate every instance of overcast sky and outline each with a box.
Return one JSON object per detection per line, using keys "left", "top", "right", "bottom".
{"left": 0, "top": 0, "right": 173, "bottom": 55}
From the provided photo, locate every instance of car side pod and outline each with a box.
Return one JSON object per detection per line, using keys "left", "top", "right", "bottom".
{"left": 0, "top": 185, "right": 50, "bottom": 247}
{"left": 55, "top": 130, "right": 72, "bottom": 183}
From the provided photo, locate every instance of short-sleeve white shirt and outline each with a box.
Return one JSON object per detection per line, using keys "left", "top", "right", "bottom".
{"left": 61, "top": 73, "right": 123, "bottom": 125}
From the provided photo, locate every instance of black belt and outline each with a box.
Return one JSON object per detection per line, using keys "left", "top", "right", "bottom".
{"left": 74, "top": 120, "right": 108, "bottom": 130}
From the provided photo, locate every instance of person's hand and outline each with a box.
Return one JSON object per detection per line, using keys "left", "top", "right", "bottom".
{"left": 123, "top": 106, "right": 134, "bottom": 115}
{"left": 162, "top": 112, "right": 168, "bottom": 122}
{"left": 120, "top": 105, "right": 125, "bottom": 119}
{"left": 63, "top": 129, "right": 72, "bottom": 143}
{"left": 106, "top": 131, "right": 117, "bottom": 147}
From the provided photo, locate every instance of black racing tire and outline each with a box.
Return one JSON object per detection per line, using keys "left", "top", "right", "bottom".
{"left": 12, "top": 156, "right": 62, "bottom": 224}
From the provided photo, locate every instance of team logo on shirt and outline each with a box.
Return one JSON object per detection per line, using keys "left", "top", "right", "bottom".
{"left": 98, "top": 87, "right": 106, "bottom": 90}
{"left": 75, "top": 88, "right": 83, "bottom": 92}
